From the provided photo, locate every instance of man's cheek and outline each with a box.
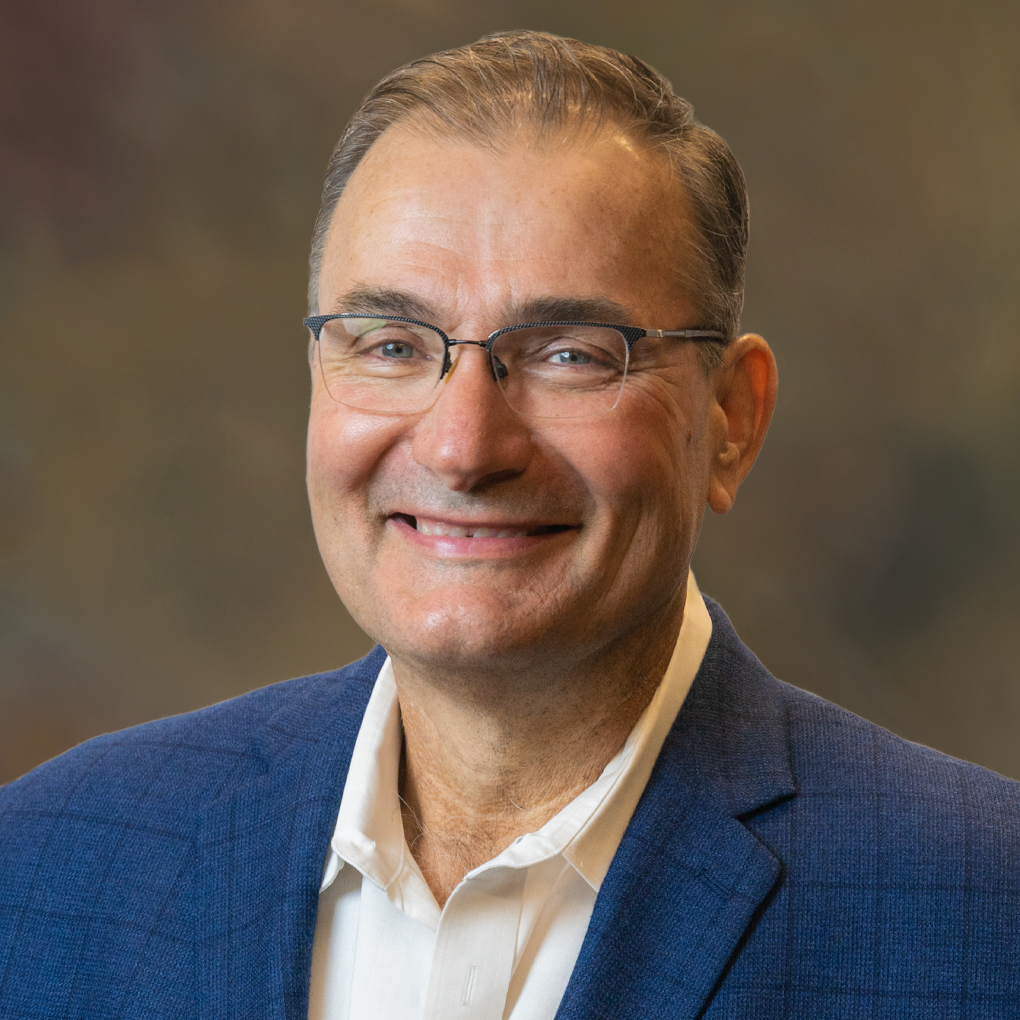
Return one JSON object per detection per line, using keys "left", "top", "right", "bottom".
{"left": 307, "top": 408, "right": 394, "bottom": 493}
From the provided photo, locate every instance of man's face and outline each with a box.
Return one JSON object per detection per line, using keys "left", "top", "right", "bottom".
{"left": 308, "top": 123, "right": 723, "bottom": 676}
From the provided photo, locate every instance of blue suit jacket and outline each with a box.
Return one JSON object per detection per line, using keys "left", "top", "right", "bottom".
{"left": 1, "top": 599, "right": 1018, "bottom": 1018}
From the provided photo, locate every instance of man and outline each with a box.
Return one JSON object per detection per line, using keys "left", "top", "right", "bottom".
{"left": 1, "top": 30, "right": 1017, "bottom": 1020}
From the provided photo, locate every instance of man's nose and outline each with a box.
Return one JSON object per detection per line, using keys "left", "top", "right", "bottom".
{"left": 411, "top": 344, "right": 532, "bottom": 492}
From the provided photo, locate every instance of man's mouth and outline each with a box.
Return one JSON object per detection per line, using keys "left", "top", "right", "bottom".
{"left": 390, "top": 513, "right": 573, "bottom": 539}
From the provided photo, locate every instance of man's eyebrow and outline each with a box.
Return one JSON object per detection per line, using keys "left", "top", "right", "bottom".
{"left": 330, "top": 289, "right": 634, "bottom": 328}
{"left": 331, "top": 287, "right": 436, "bottom": 322}
{"left": 511, "top": 296, "right": 632, "bottom": 325}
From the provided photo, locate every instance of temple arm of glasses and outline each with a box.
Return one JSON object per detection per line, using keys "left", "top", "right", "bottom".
{"left": 644, "top": 329, "right": 727, "bottom": 340}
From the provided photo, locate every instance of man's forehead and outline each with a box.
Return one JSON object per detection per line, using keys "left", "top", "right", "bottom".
{"left": 328, "top": 286, "right": 634, "bottom": 329}
{"left": 338, "top": 120, "right": 680, "bottom": 228}
{"left": 317, "top": 124, "right": 695, "bottom": 329}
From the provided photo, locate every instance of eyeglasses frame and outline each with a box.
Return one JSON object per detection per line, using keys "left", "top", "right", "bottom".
{"left": 305, "top": 313, "right": 727, "bottom": 378}
{"left": 304, "top": 313, "right": 728, "bottom": 417}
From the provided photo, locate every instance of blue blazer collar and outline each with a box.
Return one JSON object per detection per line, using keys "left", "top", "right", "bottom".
{"left": 555, "top": 599, "right": 796, "bottom": 1019}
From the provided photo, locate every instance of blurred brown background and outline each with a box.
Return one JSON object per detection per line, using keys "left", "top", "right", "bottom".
{"left": 1, "top": 0, "right": 1018, "bottom": 784}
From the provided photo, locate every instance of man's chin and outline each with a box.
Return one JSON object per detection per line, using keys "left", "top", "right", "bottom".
{"left": 388, "top": 617, "right": 550, "bottom": 664}
{"left": 373, "top": 601, "right": 582, "bottom": 686}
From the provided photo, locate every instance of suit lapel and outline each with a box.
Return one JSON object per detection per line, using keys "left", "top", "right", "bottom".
{"left": 556, "top": 602, "right": 796, "bottom": 1020}
{"left": 194, "top": 649, "right": 384, "bottom": 1020}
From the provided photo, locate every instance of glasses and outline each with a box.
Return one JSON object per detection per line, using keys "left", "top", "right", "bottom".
{"left": 303, "top": 314, "right": 726, "bottom": 419}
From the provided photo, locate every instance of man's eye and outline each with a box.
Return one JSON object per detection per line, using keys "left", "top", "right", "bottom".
{"left": 548, "top": 349, "right": 591, "bottom": 366}
{"left": 380, "top": 341, "right": 415, "bottom": 359}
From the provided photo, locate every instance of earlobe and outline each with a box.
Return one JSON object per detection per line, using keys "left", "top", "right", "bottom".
{"left": 707, "top": 443, "right": 739, "bottom": 515}
{"left": 707, "top": 481, "right": 735, "bottom": 515}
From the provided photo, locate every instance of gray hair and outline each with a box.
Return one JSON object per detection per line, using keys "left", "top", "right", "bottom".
{"left": 308, "top": 31, "right": 748, "bottom": 356}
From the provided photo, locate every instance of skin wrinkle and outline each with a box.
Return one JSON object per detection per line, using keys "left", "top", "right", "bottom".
{"left": 307, "top": 122, "right": 775, "bottom": 903}
{"left": 310, "top": 116, "right": 723, "bottom": 346}
{"left": 396, "top": 629, "right": 678, "bottom": 888}
{"left": 365, "top": 122, "right": 679, "bottom": 282}
{"left": 331, "top": 286, "right": 637, "bottom": 335}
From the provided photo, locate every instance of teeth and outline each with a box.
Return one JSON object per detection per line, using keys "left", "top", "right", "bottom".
{"left": 414, "top": 518, "right": 530, "bottom": 538}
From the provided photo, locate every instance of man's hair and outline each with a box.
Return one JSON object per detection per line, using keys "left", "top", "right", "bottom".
{"left": 308, "top": 30, "right": 748, "bottom": 356}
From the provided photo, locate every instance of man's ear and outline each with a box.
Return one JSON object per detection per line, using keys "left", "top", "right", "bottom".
{"left": 706, "top": 334, "right": 778, "bottom": 515}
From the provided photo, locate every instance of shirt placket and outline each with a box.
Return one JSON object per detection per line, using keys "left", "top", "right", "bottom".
{"left": 422, "top": 867, "right": 527, "bottom": 1020}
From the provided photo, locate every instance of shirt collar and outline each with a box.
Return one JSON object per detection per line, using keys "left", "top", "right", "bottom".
{"left": 562, "top": 569, "right": 712, "bottom": 888}
{"left": 322, "top": 570, "right": 712, "bottom": 904}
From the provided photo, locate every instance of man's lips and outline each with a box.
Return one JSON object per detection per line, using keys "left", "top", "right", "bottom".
{"left": 389, "top": 513, "right": 575, "bottom": 539}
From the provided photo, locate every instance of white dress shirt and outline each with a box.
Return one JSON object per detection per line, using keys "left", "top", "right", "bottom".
{"left": 308, "top": 570, "right": 713, "bottom": 1020}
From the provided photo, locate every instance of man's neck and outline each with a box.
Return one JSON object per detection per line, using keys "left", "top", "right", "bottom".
{"left": 393, "top": 596, "right": 686, "bottom": 906}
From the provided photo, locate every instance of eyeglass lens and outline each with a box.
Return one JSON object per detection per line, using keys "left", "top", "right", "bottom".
{"left": 316, "top": 318, "right": 630, "bottom": 419}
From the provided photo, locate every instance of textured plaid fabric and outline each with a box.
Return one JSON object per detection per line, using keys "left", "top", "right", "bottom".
{"left": 1, "top": 600, "right": 1017, "bottom": 1019}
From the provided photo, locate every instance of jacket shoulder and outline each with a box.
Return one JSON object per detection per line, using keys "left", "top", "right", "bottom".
{"left": 702, "top": 595, "right": 1020, "bottom": 817}
{"left": 0, "top": 646, "right": 385, "bottom": 838}
{"left": 0, "top": 648, "right": 384, "bottom": 1017}
{"left": 777, "top": 676, "right": 1020, "bottom": 846}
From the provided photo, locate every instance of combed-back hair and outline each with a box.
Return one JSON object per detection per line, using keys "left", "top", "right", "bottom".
{"left": 308, "top": 30, "right": 748, "bottom": 354}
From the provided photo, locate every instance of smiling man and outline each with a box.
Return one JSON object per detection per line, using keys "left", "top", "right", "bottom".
{"left": 1, "top": 30, "right": 1019, "bottom": 1020}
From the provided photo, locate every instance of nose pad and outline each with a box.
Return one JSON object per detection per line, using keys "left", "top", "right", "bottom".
{"left": 442, "top": 341, "right": 505, "bottom": 386}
